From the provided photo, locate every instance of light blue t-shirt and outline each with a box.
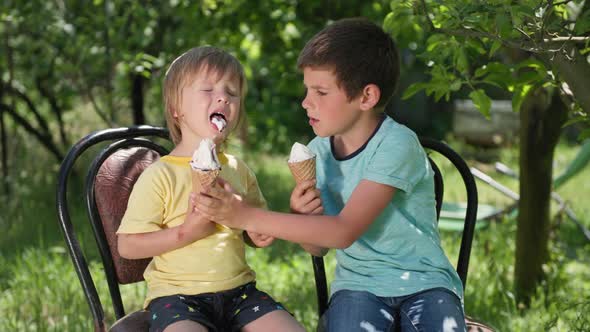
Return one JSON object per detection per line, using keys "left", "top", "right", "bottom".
{"left": 308, "top": 116, "right": 463, "bottom": 300}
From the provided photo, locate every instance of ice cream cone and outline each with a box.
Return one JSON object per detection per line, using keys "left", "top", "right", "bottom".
{"left": 288, "top": 157, "right": 316, "bottom": 184}
{"left": 191, "top": 168, "right": 225, "bottom": 231}
{"left": 191, "top": 169, "right": 220, "bottom": 193}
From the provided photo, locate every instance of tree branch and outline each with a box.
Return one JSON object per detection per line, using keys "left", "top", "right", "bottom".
{"left": 0, "top": 103, "right": 63, "bottom": 161}
{"left": 437, "top": 27, "right": 543, "bottom": 52}
{"left": 35, "top": 77, "right": 69, "bottom": 147}
{"left": 543, "top": 36, "right": 590, "bottom": 42}
{"left": 419, "top": 1, "right": 589, "bottom": 54}
{"left": 1, "top": 83, "right": 51, "bottom": 135}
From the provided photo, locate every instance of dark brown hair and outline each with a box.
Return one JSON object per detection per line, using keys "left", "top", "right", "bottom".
{"left": 297, "top": 17, "right": 400, "bottom": 109}
{"left": 163, "top": 46, "right": 247, "bottom": 145}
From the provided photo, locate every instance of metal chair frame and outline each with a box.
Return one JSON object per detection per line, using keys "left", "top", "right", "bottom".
{"left": 56, "top": 126, "right": 170, "bottom": 331}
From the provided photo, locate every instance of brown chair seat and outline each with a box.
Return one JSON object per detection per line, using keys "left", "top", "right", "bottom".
{"left": 109, "top": 310, "right": 150, "bottom": 332}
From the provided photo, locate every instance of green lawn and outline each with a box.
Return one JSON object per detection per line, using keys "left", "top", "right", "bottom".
{"left": 1, "top": 139, "right": 589, "bottom": 331}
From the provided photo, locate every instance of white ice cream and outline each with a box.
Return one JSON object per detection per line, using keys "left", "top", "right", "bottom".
{"left": 288, "top": 142, "right": 316, "bottom": 163}
{"left": 211, "top": 116, "right": 227, "bottom": 132}
{"left": 189, "top": 138, "right": 221, "bottom": 170}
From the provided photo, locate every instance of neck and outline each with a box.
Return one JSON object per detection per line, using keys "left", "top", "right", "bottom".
{"left": 170, "top": 135, "right": 217, "bottom": 157}
{"left": 332, "top": 112, "right": 382, "bottom": 158}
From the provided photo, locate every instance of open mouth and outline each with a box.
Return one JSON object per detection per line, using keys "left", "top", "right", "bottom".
{"left": 210, "top": 112, "right": 227, "bottom": 132}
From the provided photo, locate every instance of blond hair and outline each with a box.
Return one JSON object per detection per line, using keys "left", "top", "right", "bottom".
{"left": 163, "top": 46, "right": 247, "bottom": 145}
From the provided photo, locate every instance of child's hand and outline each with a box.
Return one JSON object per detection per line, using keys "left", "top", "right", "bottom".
{"left": 290, "top": 179, "right": 323, "bottom": 215}
{"left": 291, "top": 179, "right": 328, "bottom": 256}
{"left": 246, "top": 231, "right": 274, "bottom": 247}
{"left": 195, "top": 178, "right": 245, "bottom": 228}
{"left": 179, "top": 193, "right": 218, "bottom": 242}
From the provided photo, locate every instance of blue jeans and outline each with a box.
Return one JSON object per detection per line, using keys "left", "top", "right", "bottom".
{"left": 321, "top": 288, "right": 466, "bottom": 332}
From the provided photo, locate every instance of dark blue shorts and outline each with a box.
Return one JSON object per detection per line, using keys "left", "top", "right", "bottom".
{"left": 321, "top": 287, "right": 465, "bottom": 332}
{"left": 147, "top": 282, "right": 288, "bottom": 332}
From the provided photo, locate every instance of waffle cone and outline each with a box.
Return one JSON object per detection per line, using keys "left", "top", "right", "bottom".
{"left": 191, "top": 169, "right": 220, "bottom": 193}
{"left": 288, "top": 157, "right": 316, "bottom": 184}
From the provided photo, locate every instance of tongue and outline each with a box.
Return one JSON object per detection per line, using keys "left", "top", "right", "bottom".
{"left": 211, "top": 115, "right": 227, "bottom": 132}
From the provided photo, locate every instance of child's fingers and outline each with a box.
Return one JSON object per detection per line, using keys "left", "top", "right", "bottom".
{"left": 194, "top": 194, "right": 217, "bottom": 215}
{"left": 204, "top": 186, "right": 228, "bottom": 199}
{"left": 216, "top": 178, "right": 236, "bottom": 193}
{"left": 301, "top": 188, "right": 321, "bottom": 204}
{"left": 306, "top": 197, "right": 322, "bottom": 211}
{"left": 292, "top": 179, "right": 317, "bottom": 196}
{"left": 311, "top": 206, "right": 324, "bottom": 215}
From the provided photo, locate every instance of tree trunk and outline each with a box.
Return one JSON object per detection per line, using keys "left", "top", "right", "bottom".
{"left": 131, "top": 73, "right": 145, "bottom": 125}
{"left": 549, "top": 45, "right": 590, "bottom": 114}
{"left": 514, "top": 87, "right": 568, "bottom": 305}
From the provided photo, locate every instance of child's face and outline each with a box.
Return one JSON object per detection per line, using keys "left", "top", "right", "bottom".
{"left": 176, "top": 68, "right": 241, "bottom": 145}
{"left": 301, "top": 67, "right": 362, "bottom": 138}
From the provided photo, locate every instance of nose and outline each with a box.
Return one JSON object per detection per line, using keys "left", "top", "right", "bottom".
{"left": 301, "top": 93, "right": 310, "bottom": 110}
{"left": 217, "top": 93, "right": 229, "bottom": 105}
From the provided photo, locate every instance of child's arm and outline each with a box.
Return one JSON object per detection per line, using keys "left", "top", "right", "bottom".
{"left": 243, "top": 231, "right": 274, "bottom": 248}
{"left": 290, "top": 180, "right": 328, "bottom": 257}
{"left": 196, "top": 179, "right": 395, "bottom": 248}
{"left": 118, "top": 193, "right": 217, "bottom": 259}
{"left": 240, "top": 164, "right": 275, "bottom": 248}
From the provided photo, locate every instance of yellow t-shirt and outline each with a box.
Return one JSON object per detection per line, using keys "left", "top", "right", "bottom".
{"left": 116, "top": 153, "right": 267, "bottom": 308}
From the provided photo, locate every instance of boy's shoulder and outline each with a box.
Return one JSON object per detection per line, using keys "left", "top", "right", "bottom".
{"left": 376, "top": 116, "right": 420, "bottom": 145}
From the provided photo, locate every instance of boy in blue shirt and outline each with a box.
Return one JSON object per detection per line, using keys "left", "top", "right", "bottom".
{"left": 195, "top": 18, "right": 467, "bottom": 331}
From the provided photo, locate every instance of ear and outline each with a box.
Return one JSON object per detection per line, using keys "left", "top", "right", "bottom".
{"left": 358, "top": 84, "right": 381, "bottom": 111}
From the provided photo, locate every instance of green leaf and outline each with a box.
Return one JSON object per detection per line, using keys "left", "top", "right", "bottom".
{"left": 511, "top": 84, "right": 533, "bottom": 112}
{"left": 402, "top": 82, "right": 428, "bottom": 100}
{"left": 469, "top": 89, "right": 492, "bottom": 117}
{"left": 466, "top": 38, "right": 486, "bottom": 55}
{"left": 476, "top": 62, "right": 513, "bottom": 88}
{"left": 495, "top": 13, "right": 512, "bottom": 38}
{"left": 515, "top": 70, "right": 545, "bottom": 85}
{"left": 489, "top": 40, "right": 502, "bottom": 57}
{"left": 516, "top": 58, "right": 546, "bottom": 71}
{"left": 574, "top": 11, "right": 590, "bottom": 34}
{"left": 563, "top": 116, "right": 588, "bottom": 128}
{"left": 383, "top": 12, "right": 395, "bottom": 32}
{"left": 579, "top": 128, "right": 590, "bottom": 141}
{"left": 456, "top": 48, "right": 469, "bottom": 74}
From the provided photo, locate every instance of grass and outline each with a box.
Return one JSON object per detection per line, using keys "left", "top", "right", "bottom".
{"left": 1, "top": 133, "right": 589, "bottom": 331}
